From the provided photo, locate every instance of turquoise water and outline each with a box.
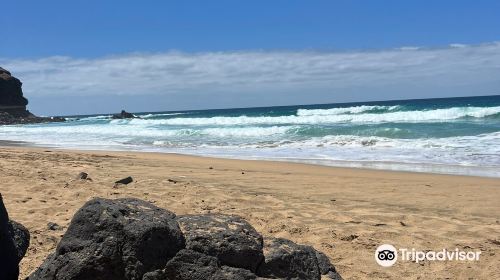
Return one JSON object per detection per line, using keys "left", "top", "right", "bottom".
{"left": 1, "top": 95, "right": 500, "bottom": 177}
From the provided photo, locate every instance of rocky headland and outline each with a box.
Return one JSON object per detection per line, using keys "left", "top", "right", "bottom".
{"left": 0, "top": 67, "right": 64, "bottom": 125}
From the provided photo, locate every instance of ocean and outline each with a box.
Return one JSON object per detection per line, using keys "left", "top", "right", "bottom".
{"left": 1, "top": 95, "right": 500, "bottom": 177}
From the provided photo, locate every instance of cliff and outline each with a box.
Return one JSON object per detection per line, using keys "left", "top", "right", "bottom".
{"left": 0, "top": 67, "right": 64, "bottom": 124}
{"left": 0, "top": 67, "right": 30, "bottom": 116}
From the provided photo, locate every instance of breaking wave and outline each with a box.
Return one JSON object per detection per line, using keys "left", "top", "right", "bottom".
{"left": 1, "top": 96, "right": 499, "bottom": 177}
{"left": 296, "top": 105, "right": 400, "bottom": 116}
{"left": 117, "top": 106, "right": 500, "bottom": 126}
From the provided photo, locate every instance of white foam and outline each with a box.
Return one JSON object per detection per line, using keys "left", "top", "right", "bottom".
{"left": 175, "top": 132, "right": 500, "bottom": 173}
{"left": 0, "top": 123, "right": 295, "bottom": 143}
{"left": 202, "top": 126, "right": 293, "bottom": 137}
{"left": 122, "top": 106, "right": 500, "bottom": 126}
{"left": 1, "top": 105, "right": 499, "bottom": 177}
{"left": 296, "top": 105, "right": 399, "bottom": 116}
{"left": 141, "top": 112, "right": 187, "bottom": 118}
{"left": 252, "top": 132, "right": 500, "bottom": 151}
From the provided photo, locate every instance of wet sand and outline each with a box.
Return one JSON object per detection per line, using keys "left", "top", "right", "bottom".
{"left": 0, "top": 146, "right": 498, "bottom": 279}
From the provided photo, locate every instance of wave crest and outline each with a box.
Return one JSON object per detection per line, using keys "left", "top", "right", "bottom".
{"left": 123, "top": 106, "right": 500, "bottom": 126}
{"left": 297, "top": 105, "right": 400, "bottom": 116}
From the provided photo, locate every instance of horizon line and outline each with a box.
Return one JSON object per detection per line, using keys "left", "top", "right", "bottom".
{"left": 57, "top": 93, "right": 500, "bottom": 118}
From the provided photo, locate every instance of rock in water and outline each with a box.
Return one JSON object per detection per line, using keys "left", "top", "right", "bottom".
{"left": 0, "top": 193, "right": 30, "bottom": 280}
{"left": 112, "top": 110, "right": 136, "bottom": 119}
{"left": 177, "top": 214, "right": 264, "bottom": 272}
{"left": 28, "top": 198, "right": 185, "bottom": 280}
{"left": 257, "top": 237, "right": 342, "bottom": 280}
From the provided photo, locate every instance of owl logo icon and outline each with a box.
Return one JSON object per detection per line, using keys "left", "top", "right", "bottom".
{"left": 375, "top": 244, "right": 398, "bottom": 267}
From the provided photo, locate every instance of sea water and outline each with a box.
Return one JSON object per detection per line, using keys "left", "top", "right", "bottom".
{"left": 1, "top": 95, "right": 499, "bottom": 177}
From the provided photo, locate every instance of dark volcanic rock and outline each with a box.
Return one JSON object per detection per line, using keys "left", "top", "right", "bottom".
{"left": 29, "top": 197, "right": 342, "bottom": 280}
{"left": 0, "top": 67, "right": 28, "bottom": 107}
{"left": 163, "top": 249, "right": 220, "bottom": 280}
{"left": 219, "top": 266, "right": 260, "bottom": 280}
{"left": 257, "top": 237, "right": 342, "bottom": 280}
{"left": 28, "top": 198, "right": 185, "bottom": 280}
{"left": 75, "top": 172, "right": 88, "bottom": 180}
{"left": 141, "top": 270, "right": 165, "bottom": 280}
{"left": 0, "top": 193, "right": 30, "bottom": 280}
{"left": 0, "top": 193, "right": 20, "bottom": 280}
{"left": 9, "top": 220, "right": 30, "bottom": 261}
{"left": 257, "top": 237, "right": 319, "bottom": 279}
{"left": 47, "top": 222, "right": 62, "bottom": 231}
{"left": 177, "top": 214, "right": 264, "bottom": 272}
{"left": 0, "top": 112, "right": 66, "bottom": 125}
{"left": 115, "top": 176, "right": 134, "bottom": 185}
{"left": 0, "top": 67, "right": 66, "bottom": 125}
{"left": 143, "top": 249, "right": 260, "bottom": 280}
{"left": 112, "top": 110, "right": 137, "bottom": 119}
{"left": 316, "top": 251, "right": 343, "bottom": 280}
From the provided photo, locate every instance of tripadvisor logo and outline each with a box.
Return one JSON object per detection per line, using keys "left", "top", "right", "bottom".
{"left": 375, "top": 244, "right": 397, "bottom": 267}
{"left": 375, "top": 244, "right": 481, "bottom": 267}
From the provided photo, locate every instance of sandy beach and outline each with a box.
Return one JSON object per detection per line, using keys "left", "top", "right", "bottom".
{"left": 0, "top": 146, "right": 498, "bottom": 279}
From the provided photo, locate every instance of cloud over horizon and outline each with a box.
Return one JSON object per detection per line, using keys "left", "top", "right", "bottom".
{"left": 1, "top": 42, "right": 500, "bottom": 115}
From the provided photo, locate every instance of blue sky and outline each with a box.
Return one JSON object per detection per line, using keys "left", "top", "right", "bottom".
{"left": 1, "top": 0, "right": 500, "bottom": 115}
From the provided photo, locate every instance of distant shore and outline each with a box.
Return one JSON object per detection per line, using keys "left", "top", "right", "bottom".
{"left": 0, "top": 146, "right": 498, "bottom": 279}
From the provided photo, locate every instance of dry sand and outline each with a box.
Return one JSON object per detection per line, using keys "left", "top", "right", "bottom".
{"left": 0, "top": 146, "right": 498, "bottom": 279}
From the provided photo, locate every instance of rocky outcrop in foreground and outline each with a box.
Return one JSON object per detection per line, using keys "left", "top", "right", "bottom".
{"left": 28, "top": 197, "right": 342, "bottom": 280}
{"left": 0, "top": 67, "right": 65, "bottom": 125}
{"left": 0, "top": 193, "right": 30, "bottom": 280}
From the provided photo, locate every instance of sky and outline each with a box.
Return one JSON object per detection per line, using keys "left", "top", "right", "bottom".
{"left": 1, "top": 0, "right": 500, "bottom": 115}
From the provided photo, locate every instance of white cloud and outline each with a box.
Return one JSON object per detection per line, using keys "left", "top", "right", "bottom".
{"left": 1, "top": 42, "right": 500, "bottom": 100}
{"left": 449, "top": 43, "right": 468, "bottom": 48}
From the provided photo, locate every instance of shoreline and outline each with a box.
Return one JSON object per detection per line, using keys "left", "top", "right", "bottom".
{"left": 0, "top": 145, "right": 499, "bottom": 278}
{"left": 1, "top": 140, "right": 498, "bottom": 179}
